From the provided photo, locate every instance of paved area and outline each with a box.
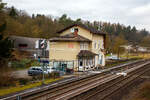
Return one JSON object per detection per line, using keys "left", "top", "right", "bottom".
{"left": 12, "top": 69, "right": 89, "bottom": 79}
{"left": 12, "top": 69, "right": 32, "bottom": 79}
{"left": 11, "top": 64, "right": 127, "bottom": 79}
{"left": 11, "top": 69, "right": 109, "bottom": 79}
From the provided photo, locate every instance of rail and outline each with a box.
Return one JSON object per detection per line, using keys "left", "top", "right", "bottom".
{"left": 0, "top": 59, "right": 148, "bottom": 100}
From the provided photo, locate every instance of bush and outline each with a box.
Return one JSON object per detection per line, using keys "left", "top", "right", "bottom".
{"left": 50, "top": 72, "right": 60, "bottom": 79}
{"left": 12, "top": 61, "right": 26, "bottom": 68}
{"left": 139, "top": 82, "right": 150, "bottom": 99}
{"left": 106, "top": 58, "right": 142, "bottom": 68}
{"left": 0, "top": 76, "right": 17, "bottom": 87}
{"left": 19, "top": 78, "right": 29, "bottom": 85}
{"left": 32, "top": 72, "right": 60, "bottom": 80}
{"left": 30, "top": 61, "right": 40, "bottom": 66}
{"left": 21, "top": 59, "right": 31, "bottom": 65}
{"left": 11, "top": 58, "right": 32, "bottom": 69}
{"left": 0, "top": 67, "right": 17, "bottom": 87}
{"left": 131, "top": 82, "right": 150, "bottom": 100}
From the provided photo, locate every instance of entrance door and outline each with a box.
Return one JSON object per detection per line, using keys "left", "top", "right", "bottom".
{"left": 99, "top": 54, "right": 103, "bottom": 64}
{"left": 100, "top": 55, "right": 103, "bottom": 64}
{"left": 79, "top": 59, "right": 83, "bottom": 71}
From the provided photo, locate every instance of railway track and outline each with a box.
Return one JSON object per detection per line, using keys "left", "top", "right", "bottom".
{"left": 1, "top": 59, "right": 149, "bottom": 100}
{"left": 70, "top": 61, "right": 150, "bottom": 100}
{"left": 24, "top": 60, "right": 147, "bottom": 100}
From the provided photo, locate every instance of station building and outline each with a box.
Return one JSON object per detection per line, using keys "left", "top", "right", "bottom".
{"left": 49, "top": 24, "right": 106, "bottom": 71}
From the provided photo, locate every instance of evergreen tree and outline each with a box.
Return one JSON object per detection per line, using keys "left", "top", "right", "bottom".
{"left": 59, "top": 14, "right": 74, "bottom": 27}
{"left": 75, "top": 18, "right": 82, "bottom": 24}
{"left": 32, "top": 14, "right": 35, "bottom": 19}
{"left": 0, "top": 0, "right": 6, "bottom": 12}
{"left": 9, "top": 6, "right": 18, "bottom": 18}
{"left": 0, "top": 23, "right": 13, "bottom": 60}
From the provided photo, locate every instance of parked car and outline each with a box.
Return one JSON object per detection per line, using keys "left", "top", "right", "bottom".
{"left": 66, "top": 68, "right": 74, "bottom": 74}
{"left": 46, "top": 67, "right": 57, "bottom": 73}
{"left": 28, "top": 67, "right": 43, "bottom": 76}
{"left": 28, "top": 66, "right": 57, "bottom": 76}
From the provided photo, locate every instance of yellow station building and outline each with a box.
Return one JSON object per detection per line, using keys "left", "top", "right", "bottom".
{"left": 49, "top": 24, "right": 106, "bottom": 71}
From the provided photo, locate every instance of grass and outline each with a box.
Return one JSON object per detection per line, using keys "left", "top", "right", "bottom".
{"left": 131, "top": 82, "right": 150, "bottom": 100}
{"left": 105, "top": 52, "right": 150, "bottom": 68}
{"left": 120, "top": 53, "right": 150, "bottom": 59}
{"left": 105, "top": 58, "right": 140, "bottom": 68}
{"left": 0, "top": 78, "right": 62, "bottom": 96}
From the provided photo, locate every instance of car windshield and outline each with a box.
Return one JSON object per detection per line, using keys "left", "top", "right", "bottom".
{"left": 38, "top": 69, "right": 42, "bottom": 71}
{"left": 31, "top": 68, "right": 42, "bottom": 71}
{"left": 31, "top": 68, "right": 36, "bottom": 70}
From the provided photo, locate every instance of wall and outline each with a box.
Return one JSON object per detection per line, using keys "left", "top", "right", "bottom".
{"left": 60, "top": 26, "right": 93, "bottom": 40}
{"left": 92, "top": 34, "right": 104, "bottom": 54}
{"left": 49, "top": 41, "right": 80, "bottom": 61}
{"left": 59, "top": 26, "right": 105, "bottom": 55}
{"left": 92, "top": 34, "right": 105, "bottom": 66}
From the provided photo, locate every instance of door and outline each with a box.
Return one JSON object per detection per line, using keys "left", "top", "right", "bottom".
{"left": 99, "top": 54, "right": 103, "bottom": 65}
{"left": 79, "top": 59, "right": 83, "bottom": 71}
{"left": 100, "top": 55, "right": 103, "bottom": 65}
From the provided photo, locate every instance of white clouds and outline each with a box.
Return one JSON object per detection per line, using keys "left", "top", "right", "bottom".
{"left": 126, "top": 3, "right": 150, "bottom": 30}
{"left": 3, "top": 0, "right": 150, "bottom": 31}
{"left": 130, "top": 3, "right": 150, "bottom": 15}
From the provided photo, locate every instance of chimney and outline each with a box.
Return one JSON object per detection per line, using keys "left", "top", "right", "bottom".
{"left": 74, "top": 28, "right": 78, "bottom": 37}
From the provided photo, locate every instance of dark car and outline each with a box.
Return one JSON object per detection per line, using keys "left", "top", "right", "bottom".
{"left": 66, "top": 68, "right": 74, "bottom": 74}
{"left": 28, "top": 67, "right": 43, "bottom": 76}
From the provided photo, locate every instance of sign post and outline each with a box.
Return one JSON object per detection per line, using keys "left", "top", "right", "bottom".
{"left": 40, "top": 39, "right": 47, "bottom": 85}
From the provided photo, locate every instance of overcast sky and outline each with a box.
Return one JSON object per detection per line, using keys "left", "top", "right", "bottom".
{"left": 3, "top": 0, "right": 150, "bottom": 31}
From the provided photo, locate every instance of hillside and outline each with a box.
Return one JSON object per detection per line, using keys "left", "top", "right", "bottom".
{"left": 0, "top": 0, "right": 150, "bottom": 54}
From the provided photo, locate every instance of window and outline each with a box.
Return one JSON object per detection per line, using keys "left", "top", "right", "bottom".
{"left": 74, "top": 28, "right": 78, "bottom": 32}
{"left": 68, "top": 43, "right": 74, "bottom": 48}
{"left": 86, "top": 60, "right": 88, "bottom": 66}
{"left": 94, "top": 42, "right": 97, "bottom": 49}
{"left": 70, "top": 28, "right": 74, "bottom": 32}
{"left": 97, "top": 40, "right": 101, "bottom": 49}
{"left": 70, "top": 28, "right": 79, "bottom": 32}
{"left": 98, "top": 43, "right": 100, "bottom": 49}
{"left": 67, "top": 62, "right": 74, "bottom": 69}
{"left": 18, "top": 44, "right": 28, "bottom": 48}
{"left": 90, "top": 59, "right": 93, "bottom": 66}
{"left": 80, "top": 43, "right": 88, "bottom": 50}
{"left": 80, "top": 43, "right": 84, "bottom": 50}
{"left": 102, "top": 40, "right": 104, "bottom": 49}
{"left": 84, "top": 43, "right": 88, "bottom": 50}
{"left": 35, "top": 40, "right": 39, "bottom": 48}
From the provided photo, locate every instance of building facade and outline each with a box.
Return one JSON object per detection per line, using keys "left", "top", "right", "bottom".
{"left": 49, "top": 24, "right": 106, "bottom": 71}
{"left": 10, "top": 36, "right": 49, "bottom": 58}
